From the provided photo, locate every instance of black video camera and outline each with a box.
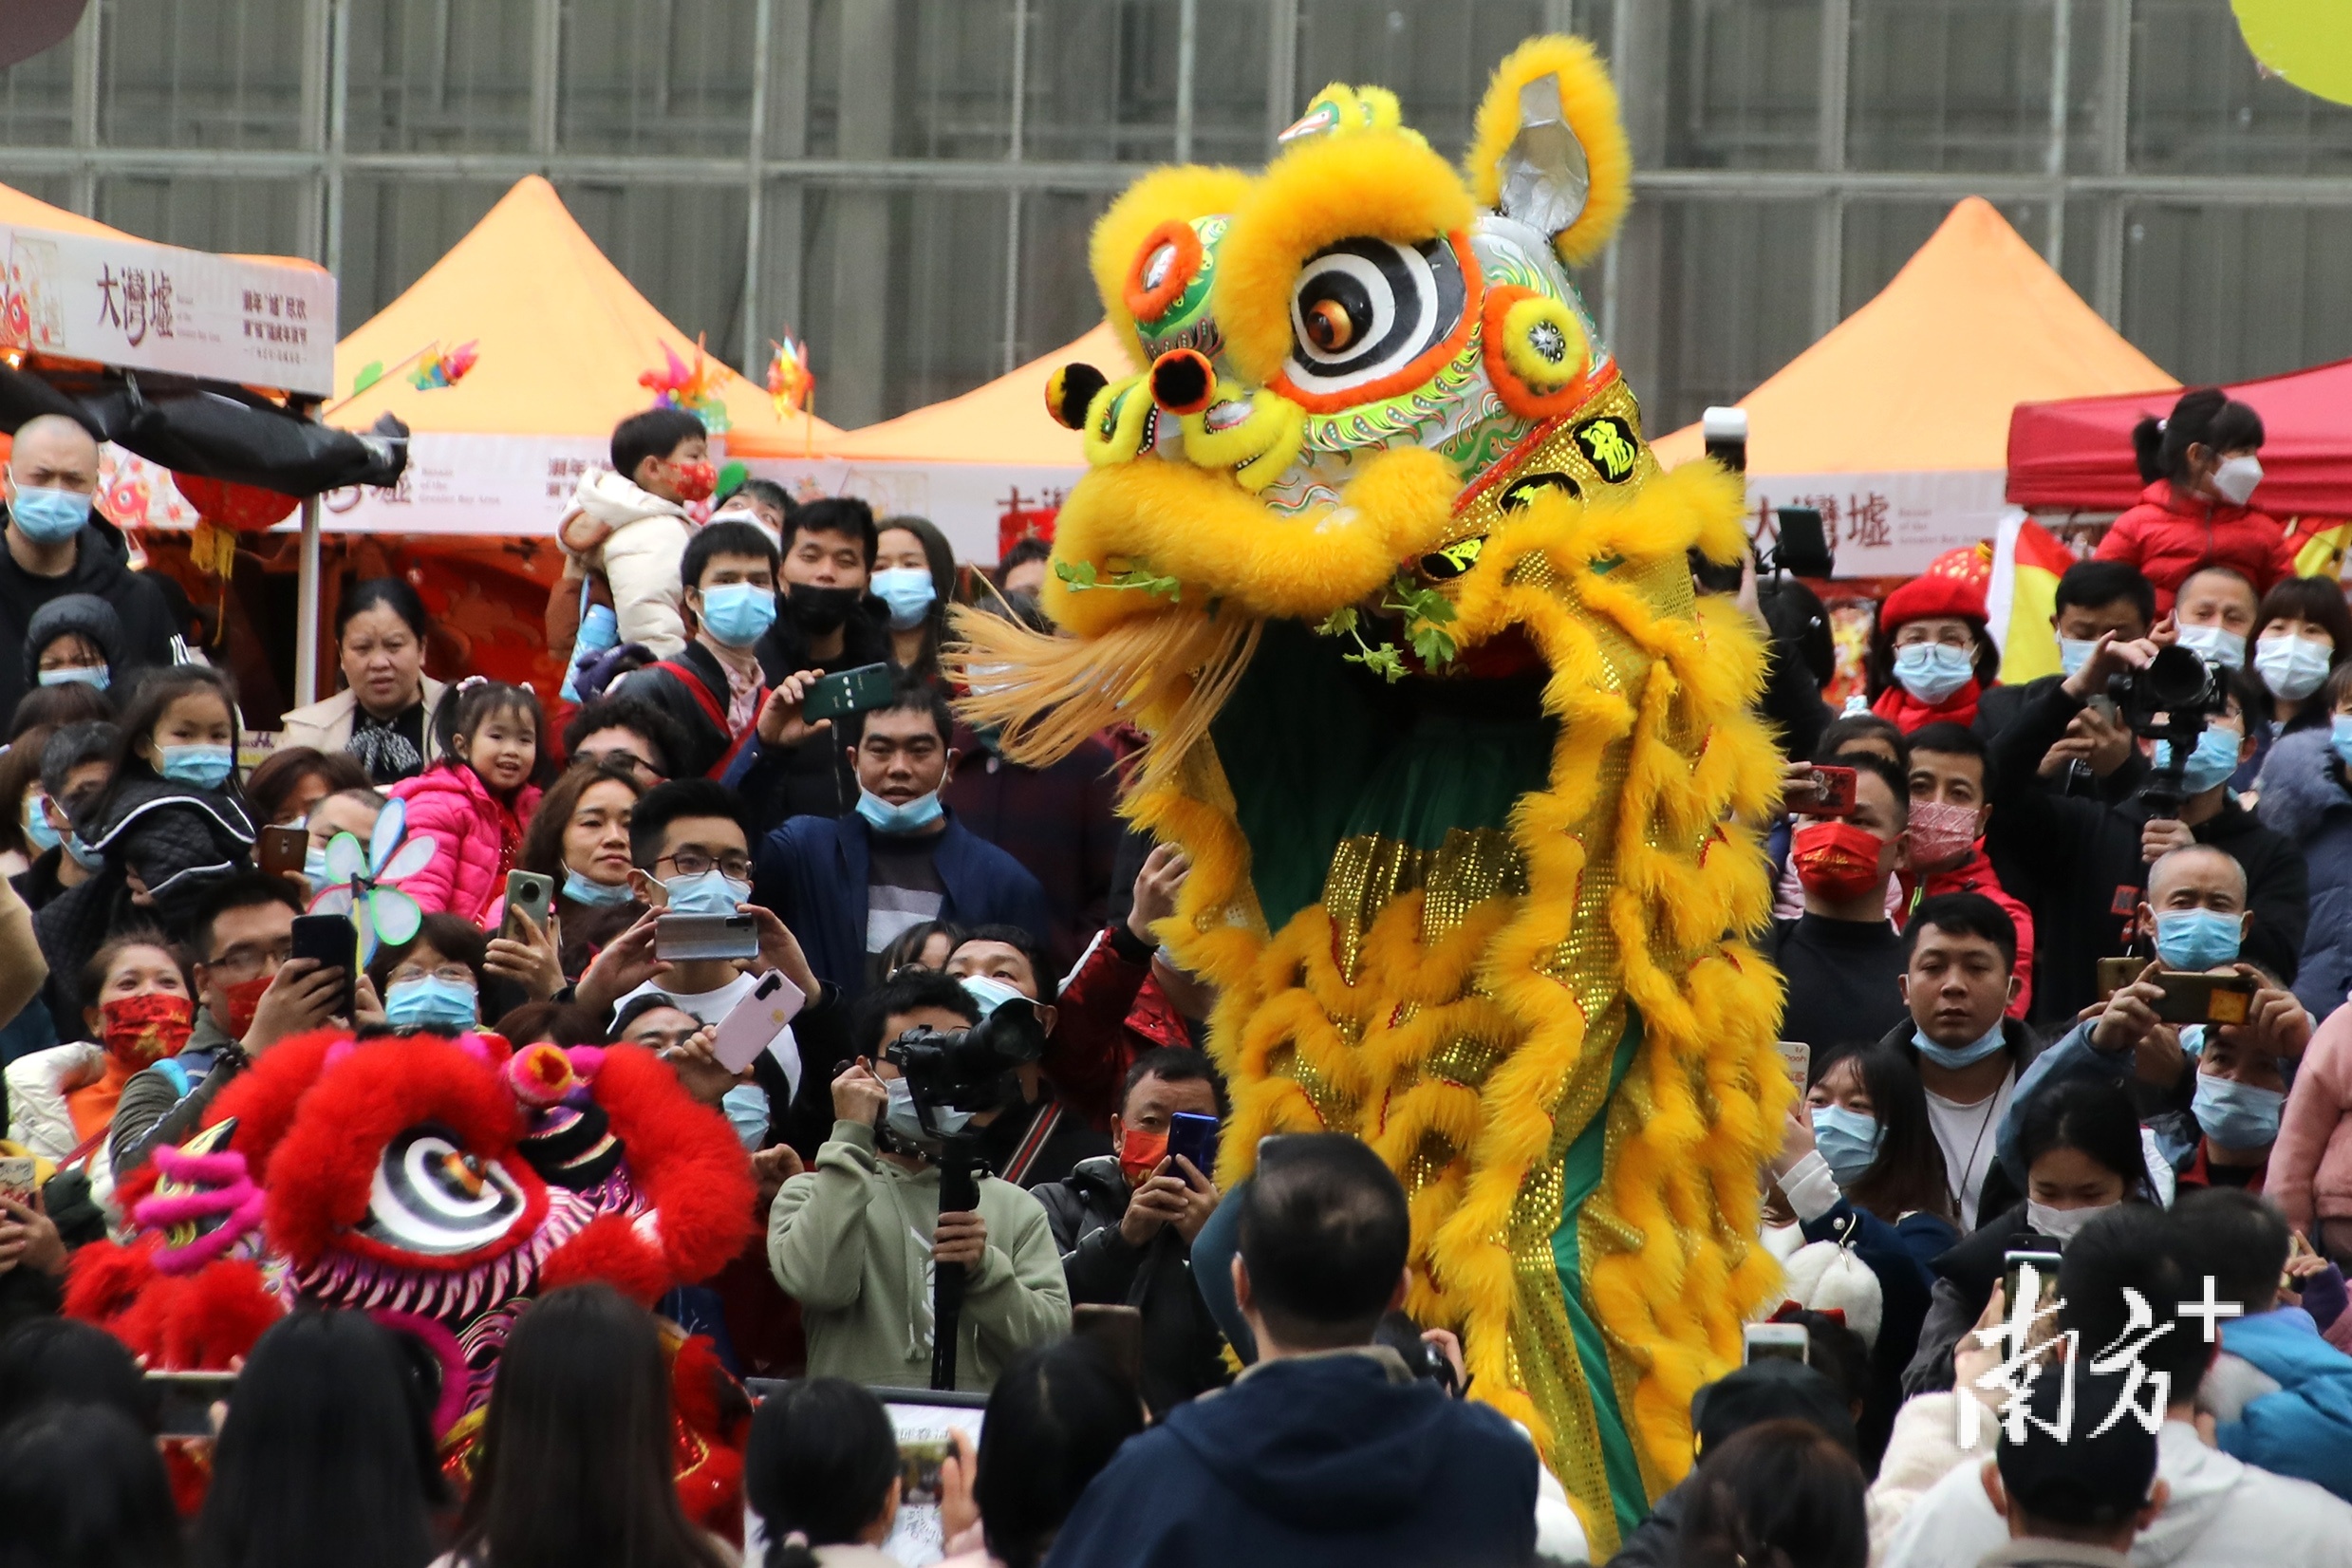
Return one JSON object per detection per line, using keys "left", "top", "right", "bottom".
{"left": 2106, "top": 644, "right": 2225, "bottom": 819}
{"left": 882, "top": 997, "right": 1047, "bottom": 1143}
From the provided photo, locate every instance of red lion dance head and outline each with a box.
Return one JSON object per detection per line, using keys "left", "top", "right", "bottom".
{"left": 66, "top": 1028, "right": 756, "bottom": 1518}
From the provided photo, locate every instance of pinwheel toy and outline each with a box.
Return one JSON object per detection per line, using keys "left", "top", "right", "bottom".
{"left": 308, "top": 795, "right": 439, "bottom": 962}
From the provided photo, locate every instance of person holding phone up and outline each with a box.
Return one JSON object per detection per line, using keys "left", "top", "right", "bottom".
{"left": 1992, "top": 843, "right": 2311, "bottom": 1204}
{"left": 1034, "top": 1048, "right": 1230, "bottom": 1418}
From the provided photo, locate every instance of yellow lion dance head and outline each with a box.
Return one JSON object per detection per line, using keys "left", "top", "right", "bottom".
{"left": 960, "top": 38, "right": 1790, "bottom": 1551}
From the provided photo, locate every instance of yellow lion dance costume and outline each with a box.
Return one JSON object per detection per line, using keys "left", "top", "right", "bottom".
{"left": 957, "top": 37, "right": 1791, "bottom": 1550}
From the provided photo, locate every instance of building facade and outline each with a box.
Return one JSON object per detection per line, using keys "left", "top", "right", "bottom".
{"left": 4, "top": 0, "right": 2348, "bottom": 435}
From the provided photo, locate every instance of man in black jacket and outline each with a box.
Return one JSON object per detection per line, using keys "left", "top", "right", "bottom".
{"left": 1035, "top": 1047, "right": 1228, "bottom": 1417}
{"left": 1988, "top": 631, "right": 2307, "bottom": 1027}
{"left": 608, "top": 520, "right": 784, "bottom": 778}
{"left": 0, "top": 415, "right": 177, "bottom": 716}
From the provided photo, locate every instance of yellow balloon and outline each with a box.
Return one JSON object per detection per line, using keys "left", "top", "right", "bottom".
{"left": 2234, "top": 0, "right": 2352, "bottom": 107}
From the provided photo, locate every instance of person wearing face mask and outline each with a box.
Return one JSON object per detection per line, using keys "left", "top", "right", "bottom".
{"left": 753, "top": 677, "right": 1053, "bottom": 1002}
{"left": 1985, "top": 630, "right": 2307, "bottom": 1027}
{"left": 996, "top": 535, "right": 1055, "bottom": 633}
{"left": 11, "top": 721, "right": 114, "bottom": 917}
{"left": 1899, "top": 1077, "right": 2157, "bottom": 1398}
{"left": 768, "top": 965, "right": 1070, "bottom": 1392}
{"left": 730, "top": 498, "right": 896, "bottom": 827}
{"left": 21, "top": 592, "right": 122, "bottom": 698}
{"left": 2239, "top": 576, "right": 2352, "bottom": 792}
{"left": 570, "top": 778, "right": 833, "bottom": 1157}
{"left": 2254, "top": 665, "right": 2352, "bottom": 1023}
{"left": 1035, "top": 1048, "right": 1231, "bottom": 1418}
{"left": 1973, "top": 561, "right": 2155, "bottom": 810}
{"left": 1901, "top": 725, "right": 2035, "bottom": 1019}
{"left": 1997, "top": 847, "right": 2310, "bottom": 1201}
{"left": 364, "top": 913, "right": 489, "bottom": 1036}
{"left": 1766, "top": 754, "right": 1914, "bottom": 1052}
{"left": 1868, "top": 575, "right": 2001, "bottom": 734}
{"left": 2097, "top": 386, "right": 2292, "bottom": 613}
{"left": 550, "top": 407, "right": 715, "bottom": 663}
{"left": 2168, "top": 562, "right": 2264, "bottom": 676}
{"left": 1765, "top": 1041, "right": 1956, "bottom": 1464}
{"left": 870, "top": 515, "right": 955, "bottom": 681}
{"left": 607, "top": 521, "right": 784, "bottom": 778}
{"left": 941, "top": 926, "right": 1111, "bottom": 1189}
{"left": 0, "top": 416, "right": 177, "bottom": 719}
{"left": 106, "top": 873, "right": 374, "bottom": 1181}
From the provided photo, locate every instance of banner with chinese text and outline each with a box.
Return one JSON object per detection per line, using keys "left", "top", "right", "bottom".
{"left": 1745, "top": 468, "right": 2011, "bottom": 579}
{"left": 0, "top": 222, "right": 335, "bottom": 396}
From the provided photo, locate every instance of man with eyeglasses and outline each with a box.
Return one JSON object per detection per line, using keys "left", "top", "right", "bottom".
{"left": 560, "top": 694, "right": 687, "bottom": 788}
{"left": 754, "top": 673, "right": 1053, "bottom": 1002}
{"left": 108, "top": 870, "right": 375, "bottom": 1179}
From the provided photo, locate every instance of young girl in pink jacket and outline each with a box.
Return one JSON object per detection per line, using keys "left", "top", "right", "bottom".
{"left": 387, "top": 680, "right": 546, "bottom": 924}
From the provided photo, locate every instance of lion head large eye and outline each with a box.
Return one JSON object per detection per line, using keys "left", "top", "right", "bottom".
{"left": 361, "top": 1125, "right": 527, "bottom": 1257}
{"left": 1283, "top": 235, "right": 1467, "bottom": 401}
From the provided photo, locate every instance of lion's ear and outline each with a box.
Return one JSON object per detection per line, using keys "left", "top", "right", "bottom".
{"left": 1464, "top": 35, "right": 1632, "bottom": 267}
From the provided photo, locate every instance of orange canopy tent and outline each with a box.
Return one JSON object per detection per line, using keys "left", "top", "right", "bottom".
{"left": 326, "top": 175, "right": 840, "bottom": 535}
{"left": 757, "top": 324, "right": 1116, "bottom": 561}
{"left": 1651, "top": 196, "right": 2173, "bottom": 578}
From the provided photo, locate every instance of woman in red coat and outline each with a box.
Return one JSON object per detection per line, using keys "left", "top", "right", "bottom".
{"left": 1868, "top": 573, "right": 1999, "bottom": 733}
{"left": 2096, "top": 386, "right": 2292, "bottom": 613}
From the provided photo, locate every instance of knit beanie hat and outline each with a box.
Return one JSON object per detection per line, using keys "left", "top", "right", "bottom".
{"left": 24, "top": 592, "right": 124, "bottom": 675}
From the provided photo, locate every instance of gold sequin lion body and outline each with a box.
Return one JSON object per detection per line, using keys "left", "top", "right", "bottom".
{"left": 955, "top": 36, "right": 1791, "bottom": 1549}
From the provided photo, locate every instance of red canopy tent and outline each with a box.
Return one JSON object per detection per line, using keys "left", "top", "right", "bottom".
{"left": 2007, "top": 357, "right": 2352, "bottom": 518}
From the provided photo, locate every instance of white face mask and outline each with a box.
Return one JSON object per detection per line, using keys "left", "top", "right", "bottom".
{"left": 2212, "top": 455, "right": 2264, "bottom": 507}
{"left": 2177, "top": 623, "right": 2247, "bottom": 670}
{"left": 2026, "top": 1198, "right": 2119, "bottom": 1245}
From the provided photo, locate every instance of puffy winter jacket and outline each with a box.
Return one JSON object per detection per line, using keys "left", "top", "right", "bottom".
{"left": 2094, "top": 479, "right": 2294, "bottom": 609}
{"left": 555, "top": 469, "right": 695, "bottom": 660}
{"left": 387, "top": 763, "right": 542, "bottom": 923}
{"left": 2269, "top": 1003, "right": 2352, "bottom": 1239}
{"left": 2254, "top": 728, "right": 2352, "bottom": 1021}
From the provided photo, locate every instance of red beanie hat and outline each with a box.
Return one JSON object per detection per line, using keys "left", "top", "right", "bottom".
{"left": 1879, "top": 573, "right": 1988, "bottom": 630}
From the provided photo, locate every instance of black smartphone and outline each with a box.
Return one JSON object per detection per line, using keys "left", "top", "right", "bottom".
{"left": 2003, "top": 1248, "right": 2063, "bottom": 1316}
{"left": 2152, "top": 969, "right": 2256, "bottom": 1025}
{"left": 289, "top": 912, "right": 358, "bottom": 1020}
{"left": 1767, "top": 506, "right": 1834, "bottom": 576}
{"left": 1167, "top": 1111, "right": 1221, "bottom": 1182}
{"left": 257, "top": 823, "right": 308, "bottom": 879}
{"left": 803, "top": 663, "right": 898, "bottom": 722}
{"left": 147, "top": 1369, "right": 238, "bottom": 1437}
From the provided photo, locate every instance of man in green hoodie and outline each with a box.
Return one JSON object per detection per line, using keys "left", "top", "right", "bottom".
{"left": 767, "top": 965, "right": 1068, "bottom": 1391}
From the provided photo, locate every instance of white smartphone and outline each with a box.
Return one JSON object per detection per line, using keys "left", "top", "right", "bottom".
{"left": 655, "top": 913, "right": 759, "bottom": 963}
{"left": 1743, "top": 1321, "right": 1810, "bottom": 1367}
{"left": 1773, "top": 1039, "right": 1810, "bottom": 1091}
{"left": 712, "top": 969, "right": 807, "bottom": 1073}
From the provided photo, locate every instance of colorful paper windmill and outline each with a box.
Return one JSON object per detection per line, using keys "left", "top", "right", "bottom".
{"left": 307, "top": 796, "right": 439, "bottom": 962}
{"left": 408, "top": 340, "right": 479, "bottom": 390}
{"left": 639, "top": 335, "right": 730, "bottom": 432}
{"left": 766, "top": 334, "right": 814, "bottom": 418}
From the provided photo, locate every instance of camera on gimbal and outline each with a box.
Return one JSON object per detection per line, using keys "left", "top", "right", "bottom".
{"left": 881, "top": 997, "right": 1048, "bottom": 1144}
{"left": 2106, "top": 643, "right": 2225, "bottom": 819}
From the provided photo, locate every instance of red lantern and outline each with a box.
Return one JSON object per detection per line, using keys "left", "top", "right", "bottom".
{"left": 170, "top": 473, "right": 300, "bottom": 532}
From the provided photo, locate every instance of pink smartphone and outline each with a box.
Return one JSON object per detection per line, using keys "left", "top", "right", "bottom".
{"left": 712, "top": 970, "right": 807, "bottom": 1073}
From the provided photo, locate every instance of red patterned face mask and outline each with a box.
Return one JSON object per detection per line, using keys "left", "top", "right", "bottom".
{"left": 1790, "top": 821, "right": 1890, "bottom": 903}
{"left": 1117, "top": 1127, "right": 1168, "bottom": 1187}
{"left": 102, "top": 992, "right": 196, "bottom": 1069}
{"left": 220, "top": 973, "right": 275, "bottom": 1038}
{"left": 671, "top": 459, "right": 718, "bottom": 502}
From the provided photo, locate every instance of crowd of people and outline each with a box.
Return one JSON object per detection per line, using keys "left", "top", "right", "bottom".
{"left": 4, "top": 383, "right": 2352, "bottom": 1568}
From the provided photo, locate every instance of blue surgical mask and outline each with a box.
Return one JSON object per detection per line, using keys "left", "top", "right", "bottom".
{"left": 303, "top": 841, "right": 330, "bottom": 884}
{"left": 383, "top": 974, "right": 478, "bottom": 1033}
{"left": 1892, "top": 643, "right": 1975, "bottom": 706}
{"left": 8, "top": 485, "right": 91, "bottom": 544}
{"left": 22, "top": 793, "right": 59, "bottom": 855}
{"left": 2255, "top": 633, "right": 2333, "bottom": 702}
{"left": 2193, "top": 1073, "right": 2284, "bottom": 1150}
{"left": 2177, "top": 623, "right": 2247, "bottom": 670}
{"left": 157, "top": 743, "right": 233, "bottom": 790}
{"left": 960, "top": 973, "right": 1027, "bottom": 1017}
{"left": 564, "top": 867, "right": 635, "bottom": 907}
{"left": 2153, "top": 725, "right": 2240, "bottom": 796}
{"left": 856, "top": 787, "right": 944, "bottom": 836}
{"left": 2332, "top": 715, "right": 2352, "bottom": 771}
{"left": 884, "top": 1073, "right": 971, "bottom": 1147}
{"left": 1914, "top": 1019, "right": 2007, "bottom": 1071}
{"left": 574, "top": 603, "right": 620, "bottom": 656}
{"left": 38, "top": 665, "right": 107, "bottom": 690}
{"left": 2058, "top": 637, "right": 2099, "bottom": 679}
{"left": 662, "top": 868, "right": 749, "bottom": 917}
{"left": 871, "top": 567, "right": 936, "bottom": 632}
{"left": 1810, "top": 1105, "right": 1882, "bottom": 1186}
{"left": 64, "top": 831, "right": 103, "bottom": 871}
{"left": 2154, "top": 908, "right": 2242, "bottom": 972}
{"left": 697, "top": 582, "right": 777, "bottom": 648}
